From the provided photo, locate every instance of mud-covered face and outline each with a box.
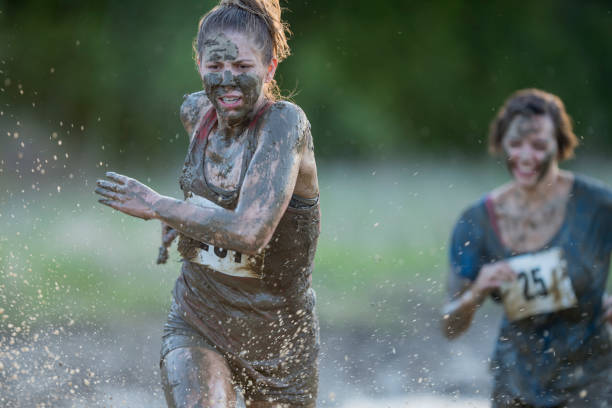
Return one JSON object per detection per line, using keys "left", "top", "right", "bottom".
{"left": 502, "top": 114, "right": 558, "bottom": 189}
{"left": 199, "top": 31, "right": 273, "bottom": 127}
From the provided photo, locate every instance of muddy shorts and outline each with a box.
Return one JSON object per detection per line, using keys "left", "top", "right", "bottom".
{"left": 160, "top": 299, "right": 317, "bottom": 406}
{"left": 160, "top": 300, "right": 217, "bottom": 362}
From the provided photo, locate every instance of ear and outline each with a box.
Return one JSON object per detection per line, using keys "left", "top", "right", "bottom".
{"left": 265, "top": 57, "right": 278, "bottom": 83}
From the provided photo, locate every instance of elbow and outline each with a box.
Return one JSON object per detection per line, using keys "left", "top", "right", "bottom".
{"left": 234, "top": 224, "right": 275, "bottom": 256}
{"left": 238, "top": 238, "right": 266, "bottom": 256}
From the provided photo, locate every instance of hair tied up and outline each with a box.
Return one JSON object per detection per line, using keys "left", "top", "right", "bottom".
{"left": 219, "top": 0, "right": 256, "bottom": 12}
{"left": 220, "top": 0, "right": 251, "bottom": 8}
{"left": 219, "top": 0, "right": 271, "bottom": 31}
{"left": 216, "top": 0, "right": 291, "bottom": 63}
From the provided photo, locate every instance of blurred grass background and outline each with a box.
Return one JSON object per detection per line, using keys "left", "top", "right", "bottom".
{"left": 1, "top": 1, "right": 612, "bottom": 161}
{"left": 1, "top": 158, "right": 611, "bottom": 331}
{"left": 1, "top": 0, "right": 612, "bottom": 330}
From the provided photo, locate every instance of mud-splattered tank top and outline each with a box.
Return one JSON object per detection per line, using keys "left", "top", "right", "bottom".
{"left": 172, "top": 102, "right": 320, "bottom": 394}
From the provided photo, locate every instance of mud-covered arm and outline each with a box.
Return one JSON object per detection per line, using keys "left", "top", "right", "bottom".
{"left": 441, "top": 274, "right": 486, "bottom": 340}
{"left": 442, "top": 210, "right": 481, "bottom": 339}
{"left": 180, "top": 91, "right": 210, "bottom": 139}
{"left": 153, "top": 102, "right": 307, "bottom": 255}
{"left": 440, "top": 207, "right": 514, "bottom": 339}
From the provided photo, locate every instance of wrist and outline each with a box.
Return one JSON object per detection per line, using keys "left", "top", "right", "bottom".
{"left": 150, "top": 194, "right": 166, "bottom": 220}
{"left": 467, "top": 286, "right": 486, "bottom": 307}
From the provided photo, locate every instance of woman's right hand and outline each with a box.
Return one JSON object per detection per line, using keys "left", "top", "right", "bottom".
{"left": 472, "top": 261, "right": 516, "bottom": 301}
{"left": 442, "top": 261, "right": 514, "bottom": 339}
{"left": 157, "top": 223, "right": 179, "bottom": 264}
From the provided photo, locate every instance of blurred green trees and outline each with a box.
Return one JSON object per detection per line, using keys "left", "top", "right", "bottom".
{"left": 1, "top": 0, "right": 611, "bottom": 160}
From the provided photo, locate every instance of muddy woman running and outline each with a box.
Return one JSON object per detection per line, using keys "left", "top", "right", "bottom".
{"left": 95, "top": 1, "right": 320, "bottom": 406}
{"left": 441, "top": 89, "right": 612, "bottom": 407}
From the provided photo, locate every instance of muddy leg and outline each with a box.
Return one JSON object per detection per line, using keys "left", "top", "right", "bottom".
{"left": 161, "top": 346, "right": 236, "bottom": 408}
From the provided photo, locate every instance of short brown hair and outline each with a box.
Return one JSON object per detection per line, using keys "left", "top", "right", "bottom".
{"left": 488, "top": 89, "right": 578, "bottom": 161}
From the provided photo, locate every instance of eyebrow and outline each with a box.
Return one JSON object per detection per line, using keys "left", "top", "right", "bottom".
{"left": 204, "top": 58, "right": 255, "bottom": 65}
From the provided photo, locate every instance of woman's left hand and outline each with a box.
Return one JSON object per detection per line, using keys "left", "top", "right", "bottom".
{"left": 95, "top": 172, "right": 160, "bottom": 220}
{"left": 603, "top": 294, "right": 612, "bottom": 325}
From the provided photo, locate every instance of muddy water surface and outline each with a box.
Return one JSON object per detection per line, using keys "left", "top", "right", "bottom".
{"left": 0, "top": 301, "right": 499, "bottom": 407}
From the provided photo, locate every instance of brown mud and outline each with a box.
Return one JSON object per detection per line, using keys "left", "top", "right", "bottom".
{"left": 0, "top": 294, "right": 499, "bottom": 407}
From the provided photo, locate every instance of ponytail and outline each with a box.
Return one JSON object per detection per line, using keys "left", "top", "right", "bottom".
{"left": 195, "top": 0, "right": 291, "bottom": 101}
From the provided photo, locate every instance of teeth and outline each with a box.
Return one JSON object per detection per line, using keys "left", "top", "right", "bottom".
{"left": 222, "top": 97, "right": 239, "bottom": 103}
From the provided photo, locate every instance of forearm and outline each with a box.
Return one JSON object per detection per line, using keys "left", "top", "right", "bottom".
{"left": 441, "top": 287, "right": 485, "bottom": 339}
{"left": 152, "top": 196, "right": 268, "bottom": 255}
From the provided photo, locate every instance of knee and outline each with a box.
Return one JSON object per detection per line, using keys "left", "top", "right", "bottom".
{"left": 161, "top": 348, "right": 235, "bottom": 408}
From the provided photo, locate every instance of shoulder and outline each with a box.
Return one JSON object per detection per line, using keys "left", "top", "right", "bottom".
{"left": 455, "top": 197, "right": 489, "bottom": 228}
{"left": 266, "top": 101, "right": 309, "bottom": 126}
{"left": 260, "top": 101, "right": 310, "bottom": 143}
{"left": 449, "top": 198, "right": 490, "bottom": 279}
{"left": 269, "top": 100, "right": 304, "bottom": 114}
{"left": 450, "top": 198, "right": 490, "bottom": 246}
{"left": 268, "top": 100, "right": 307, "bottom": 117}
{"left": 450, "top": 199, "right": 489, "bottom": 243}
{"left": 180, "top": 91, "right": 211, "bottom": 135}
{"left": 572, "top": 173, "right": 612, "bottom": 206}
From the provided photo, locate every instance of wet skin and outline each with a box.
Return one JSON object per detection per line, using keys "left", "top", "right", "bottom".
{"left": 180, "top": 91, "right": 209, "bottom": 137}
{"left": 502, "top": 114, "right": 558, "bottom": 189}
{"left": 95, "top": 30, "right": 320, "bottom": 406}
{"left": 161, "top": 347, "right": 236, "bottom": 408}
{"left": 98, "top": 107, "right": 317, "bottom": 404}
{"left": 96, "top": 101, "right": 315, "bottom": 255}
{"left": 441, "top": 114, "right": 576, "bottom": 339}
{"left": 494, "top": 114, "right": 572, "bottom": 253}
{"left": 95, "top": 31, "right": 318, "bottom": 255}
{"left": 163, "top": 346, "right": 317, "bottom": 408}
{"left": 201, "top": 32, "right": 271, "bottom": 129}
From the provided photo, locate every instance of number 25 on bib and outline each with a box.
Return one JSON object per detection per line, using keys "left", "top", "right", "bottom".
{"left": 501, "top": 247, "right": 577, "bottom": 322}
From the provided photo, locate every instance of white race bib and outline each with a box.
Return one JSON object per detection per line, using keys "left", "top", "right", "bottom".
{"left": 501, "top": 247, "right": 577, "bottom": 321}
{"left": 185, "top": 194, "right": 265, "bottom": 279}
{"left": 189, "top": 242, "right": 264, "bottom": 279}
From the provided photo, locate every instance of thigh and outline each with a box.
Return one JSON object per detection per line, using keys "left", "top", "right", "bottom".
{"left": 161, "top": 346, "right": 236, "bottom": 408}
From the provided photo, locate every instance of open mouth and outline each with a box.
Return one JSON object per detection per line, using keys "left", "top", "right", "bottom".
{"left": 517, "top": 168, "right": 535, "bottom": 175}
{"left": 218, "top": 95, "right": 242, "bottom": 109}
{"left": 514, "top": 167, "right": 537, "bottom": 180}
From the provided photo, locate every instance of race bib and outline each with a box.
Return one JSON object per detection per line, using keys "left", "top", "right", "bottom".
{"left": 185, "top": 194, "right": 265, "bottom": 279}
{"left": 501, "top": 247, "right": 577, "bottom": 321}
{"left": 189, "top": 242, "right": 264, "bottom": 279}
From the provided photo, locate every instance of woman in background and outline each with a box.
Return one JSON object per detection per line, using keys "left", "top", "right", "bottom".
{"left": 95, "top": 0, "right": 321, "bottom": 406}
{"left": 442, "top": 89, "right": 612, "bottom": 407}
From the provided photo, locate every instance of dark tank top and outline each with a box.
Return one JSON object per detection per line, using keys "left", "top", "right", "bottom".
{"left": 172, "top": 102, "right": 320, "bottom": 389}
